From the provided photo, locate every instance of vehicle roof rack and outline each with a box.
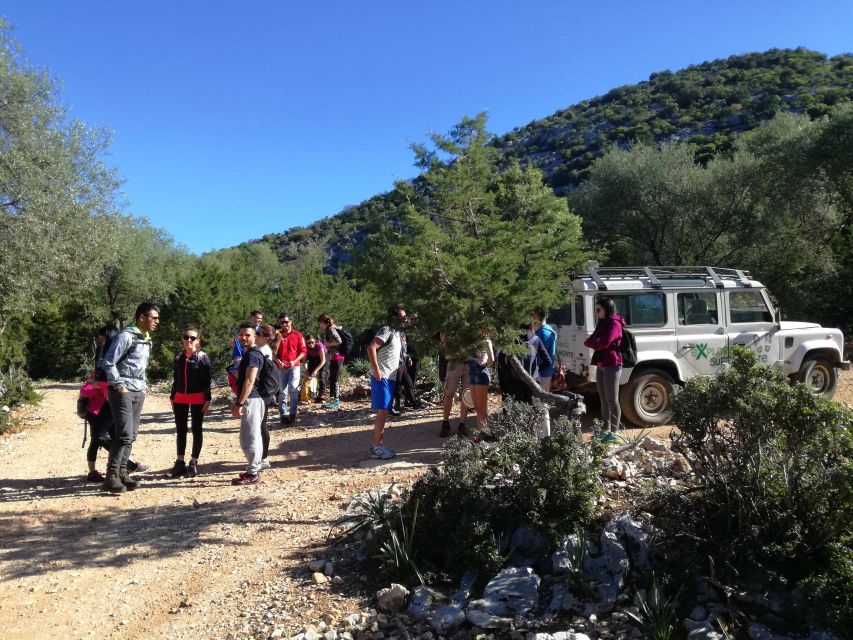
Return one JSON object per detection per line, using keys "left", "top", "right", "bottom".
{"left": 579, "top": 266, "right": 753, "bottom": 290}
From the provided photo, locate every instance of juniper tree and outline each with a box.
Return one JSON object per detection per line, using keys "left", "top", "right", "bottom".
{"left": 356, "top": 113, "right": 587, "bottom": 406}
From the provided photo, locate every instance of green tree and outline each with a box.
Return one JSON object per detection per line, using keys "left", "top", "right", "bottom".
{"left": 0, "top": 20, "right": 123, "bottom": 349}
{"left": 356, "top": 113, "right": 587, "bottom": 361}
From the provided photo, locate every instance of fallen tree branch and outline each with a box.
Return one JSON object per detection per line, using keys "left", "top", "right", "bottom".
{"left": 508, "top": 355, "right": 586, "bottom": 419}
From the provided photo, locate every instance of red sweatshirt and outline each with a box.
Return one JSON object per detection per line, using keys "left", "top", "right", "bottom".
{"left": 584, "top": 314, "right": 626, "bottom": 368}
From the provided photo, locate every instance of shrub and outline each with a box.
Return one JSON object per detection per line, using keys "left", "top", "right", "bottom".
{"left": 645, "top": 347, "right": 852, "bottom": 633}
{"left": 346, "top": 357, "right": 371, "bottom": 378}
{"left": 400, "top": 402, "right": 600, "bottom": 582}
{"left": 0, "top": 365, "right": 42, "bottom": 433}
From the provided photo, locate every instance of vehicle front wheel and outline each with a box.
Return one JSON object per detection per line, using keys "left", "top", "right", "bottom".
{"left": 620, "top": 368, "right": 675, "bottom": 427}
{"left": 793, "top": 356, "right": 838, "bottom": 399}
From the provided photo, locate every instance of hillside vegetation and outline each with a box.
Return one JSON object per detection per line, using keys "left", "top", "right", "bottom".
{"left": 254, "top": 48, "right": 852, "bottom": 270}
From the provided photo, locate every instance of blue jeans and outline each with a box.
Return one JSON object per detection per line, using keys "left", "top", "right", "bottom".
{"left": 278, "top": 366, "right": 301, "bottom": 417}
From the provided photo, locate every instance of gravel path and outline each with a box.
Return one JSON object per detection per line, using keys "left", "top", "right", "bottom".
{"left": 0, "top": 384, "right": 445, "bottom": 640}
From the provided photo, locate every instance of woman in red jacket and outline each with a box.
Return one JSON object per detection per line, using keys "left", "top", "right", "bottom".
{"left": 169, "top": 328, "right": 212, "bottom": 478}
{"left": 584, "top": 298, "right": 625, "bottom": 443}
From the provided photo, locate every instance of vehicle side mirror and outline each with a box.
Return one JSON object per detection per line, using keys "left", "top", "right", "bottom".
{"left": 774, "top": 307, "right": 782, "bottom": 327}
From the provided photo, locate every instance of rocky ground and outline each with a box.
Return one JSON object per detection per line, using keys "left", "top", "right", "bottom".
{"left": 1, "top": 372, "right": 850, "bottom": 640}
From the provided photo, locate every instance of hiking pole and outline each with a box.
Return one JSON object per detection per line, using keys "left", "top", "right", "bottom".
{"left": 82, "top": 417, "right": 88, "bottom": 448}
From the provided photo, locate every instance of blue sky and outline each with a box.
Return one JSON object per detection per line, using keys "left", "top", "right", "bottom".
{"left": 3, "top": 1, "right": 851, "bottom": 254}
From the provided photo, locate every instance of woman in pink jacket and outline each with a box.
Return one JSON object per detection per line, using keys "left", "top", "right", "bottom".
{"left": 584, "top": 298, "right": 625, "bottom": 443}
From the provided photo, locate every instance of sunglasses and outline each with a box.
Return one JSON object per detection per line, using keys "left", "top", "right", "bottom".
{"left": 279, "top": 319, "right": 292, "bottom": 324}
{"left": 182, "top": 335, "right": 198, "bottom": 341}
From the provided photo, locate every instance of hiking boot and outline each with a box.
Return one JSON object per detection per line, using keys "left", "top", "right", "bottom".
{"left": 169, "top": 459, "right": 187, "bottom": 478}
{"left": 279, "top": 415, "right": 287, "bottom": 426}
{"left": 457, "top": 423, "right": 469, "bottom": 438}
{"left": 471, "top": 431, "right": 484, "bottom": 445}
{"left": 258, "top": 459, "right": 271, "bottom": 471}
{"left": 103, "top": 470, "right": 127, "bottom": 494}
{"left": 440, "top": 421, "right": 451, "bottom": 438}
{"left": 127, "top": 460, "right": 149, "bottom": 473}
{"left": 186, "top": 460, "right": 199, "bottom": 478}
{"left": 324, "top": 398, "right": 341, "bottom": 410}
{"left": 231, "top": 472, "right": 261, "bottom": 486}
{"left": 370, "top": 444, "right": 396, "bottom": 460}
{"left": 86, "top": 470, "right": 105, "bottom": 483}
{"left": 119, "top": 468, "right": 139, "bottom": 491}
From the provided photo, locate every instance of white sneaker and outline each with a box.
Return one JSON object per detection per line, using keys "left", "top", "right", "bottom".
{"left": 370, "top": 444, "right": 396, "bottom": 460}
{"left": 258, "top": 459, "right": 272, "bottom": 470}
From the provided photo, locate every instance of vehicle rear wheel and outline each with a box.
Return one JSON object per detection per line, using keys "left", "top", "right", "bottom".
{"left": 794, "top": 356, "right": 838, "bottom": 400}
{"left": 620, "top": 368, "right": 675, "bottom": 427}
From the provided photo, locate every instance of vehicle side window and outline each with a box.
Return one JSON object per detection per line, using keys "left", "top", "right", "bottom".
{"left": 551, "top": 303, "right": 573, "bottom": 326}
{"left": 678, "top": 292, "right": 719, "bottom": 325}
{"left": 574, "top": 298, "right": 585, "bottom": 327}
{"left": 602, "top": 293, "right": 666, "bottom": 327}
{"left": 729, "top": 290, "right": 773, "bottom": 324}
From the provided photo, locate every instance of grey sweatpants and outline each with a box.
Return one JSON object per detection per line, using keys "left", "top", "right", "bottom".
{"left": 596, "top": 366, "right": 622, "bottom": 432}
{"left": 239, "top": 397, "right": 266, "bottom": 474}
{"left": 107, "top": 389, "right": 146, "bottom": 473}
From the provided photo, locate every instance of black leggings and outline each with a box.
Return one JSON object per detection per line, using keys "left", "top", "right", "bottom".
{"left": 395, "top": 368, "right": 417, "bottom": 407}
{"left": 261, "top": 399, "right": 271, "bottom": 459}
{"left": 329, "top": 358, "right": 341, "bottom": 399}
{"left": 85, "top": 407, "right": 114, "bottom": 462}
{"left": 173, "top": 403, "right": 204, "bottom": 459}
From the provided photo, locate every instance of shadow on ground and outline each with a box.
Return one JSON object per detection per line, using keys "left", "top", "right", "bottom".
{"left": 0, "top": 495, "right": 270, "bottom": 581}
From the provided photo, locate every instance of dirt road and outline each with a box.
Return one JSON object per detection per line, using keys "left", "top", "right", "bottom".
{"left": 1, "top": 373, "right": 850, "bottom": 640}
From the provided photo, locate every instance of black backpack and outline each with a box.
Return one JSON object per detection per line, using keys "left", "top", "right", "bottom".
{"left": 252, "top": 348, "right": 280, "bottom": 398}
{"left": 337, "top": 327, "right": 355, "bottom": 360}
{"left": 620, "top": 327, "right": 638, "bottom": 368}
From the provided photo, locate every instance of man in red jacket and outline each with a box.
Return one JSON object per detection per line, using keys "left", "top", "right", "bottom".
{"left": 275, "top": 313, "right": 307, "bottom": 425}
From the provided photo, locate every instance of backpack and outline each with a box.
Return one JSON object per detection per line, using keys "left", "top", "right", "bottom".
{"left": 252, "top": 348, "right": 280, "bottom": 398}
{"left": 619, "top": 327, "right": 638, "bottom": 368}
{"left": 337, "top": 327, "right": 355, "bottom": 360}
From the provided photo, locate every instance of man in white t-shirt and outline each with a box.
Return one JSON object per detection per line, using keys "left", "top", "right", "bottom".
{"left": 367, "top": 305, "right": 406, "bottom": 459}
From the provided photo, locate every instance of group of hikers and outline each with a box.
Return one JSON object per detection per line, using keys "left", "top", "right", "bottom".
{"left": 79, "top": 298, "right": 627, "bottom": 493}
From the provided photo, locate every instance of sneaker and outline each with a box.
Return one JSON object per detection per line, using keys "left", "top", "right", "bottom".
{"left": 440, "top": 421, "right": 451, "bottom": 438}
{"left": 258, "top": 459, "right": 271, "bottom": 471}
{"left": 187, "top": 460, "right": 199, "bottom": 478}
{"left": 370, "top": 444, "right": 396, "bottom": 460}
{"left": 169, "top": 459, "right": 187, "bottom": 478}
{"left": 282, "top": 415, "right": 295, "bottom": 426}
{"left": 86, "top": 470, "right": 105, "bottom": 483}
{"left": 324, "top": 398, "right": 341, "bottom": 410}
{"left": 231, "top": 472, "right": 261, "bottom": 486}
{"left": 596, "top": 431, "right": 622, "bottom": 444}
{"left": 457, "top": 423, "right": 469, "bottom": 438}
{"left": 127, "top": 460, "right": 150, "bottom": 473}
{"left": 390, "top": 408, "right": 401, "bottom": 417}
{"left": 279, "top": 415, "right": 287, "bottom": 426}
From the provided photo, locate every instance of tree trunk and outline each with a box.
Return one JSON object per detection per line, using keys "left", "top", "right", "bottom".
{"left": 507, "top": 355, "right": 586, "bottom": 420}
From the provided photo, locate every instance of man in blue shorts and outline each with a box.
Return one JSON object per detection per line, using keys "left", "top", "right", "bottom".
{"left": 366, "top": 305, "right": 406, "bottom": 459}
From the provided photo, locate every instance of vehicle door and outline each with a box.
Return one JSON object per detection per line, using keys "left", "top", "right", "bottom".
{"left": 675, "top": 290, "right": 727, "bottom": 377}
{"left": 725, "top": 288, "right": 778, "bottom": 366}
{"left": 555, "top": 296, "right": 588, "bottom": 377}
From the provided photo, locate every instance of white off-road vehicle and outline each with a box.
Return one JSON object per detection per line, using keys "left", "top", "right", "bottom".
{"left": 553, "top": 266, "right": 850, "bottom": 427}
